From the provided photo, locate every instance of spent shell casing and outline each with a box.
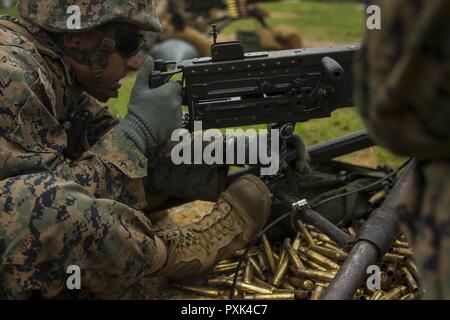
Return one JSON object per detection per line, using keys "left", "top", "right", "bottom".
{"left": 253, "top": 277, "right": 279, "bottom": 291}
{"left": 298, "top": 247, "right": 340, "bottom": 270}
{"left": 296, "top": 220, "right": 315, "bottom": 246}
{"left": 236, "top": 281, "right": 275, "bottom": 294}
{"left": 174, "top": 284, "right": 220, "bottom": 298}
{"left": 405, "top": 259, "right": 422, "bottom": 284}
{"left": 288, "top": 277, "right": 315, "bottom": 291}
{"left": 285, "top": 239, "right": 305, "bottom": 270}
{"left": 257, "top": 252, "right": 270, "bottom": 274}
{"left": 212, "top": 262, "right": 240, "bottom": 273}
{"left": 294, "top": 289, "right": 312, "bottom": 300}
{"left": 380, "top": 271, "right": 393, "bottom": 291}
{"left": 400, "top": 267, "right": 420, "bottom": 292}
{"left": 310, "top": 245, "right": 348, "bottom": 261}
{"left": 347, "top": 226, "right": 357, "bottom": 237}
{"left": 244, "top": 261, "right": 254, "bottom": 284}
{"left": 296, "top": 269, "right": 337, "bottom": 282}
{"left": 299, "top": 256, "right": 328, "bottom": 272}
{"left": 370, "top": 290, "right": 385, "bottom": 300}
{"left": 310, "top": 232, "right": 337, "bottom": 246}
{"left": 368, "top": 190, "right": 387, "bottom": 205}
{"left": 400, "top": 293, "right": 417, "bottom": 300}
{"left": 310, "top": 285, "right": 325, "bottom": 300}
{"left": 248, "top": 256, "right": 267, "bottom": 281}
{"left": 233, "top": 248, "right": 258, "bottom": 258}
{"left": 272, "top": 242, "right": 290, "bottom": 287}
{"left": 394, "top": 239, "right": 411, "bottom": 249}
{"left": 243, "top": 292, "right": 295, "bottom": 300}
{"left": 383, "top": 253, "right": 406, "bottom": 264}
{"left": 380, "top": 286, "right": 407, "bottom": 300}
{"left": 261, "top": 234, "right": 277, "bottom": 274}
{"left": 391, "top": 247, "right": 414, "bottom": 257}
{"left": 292, "top": 232, "right": 303, "bottom": 250}
{"left": 322, "top": 242, "right": 346, "bottom": 254}
{"left": 207, "top": 277, "right": 232, "bottom": 286}
{"left": 282, "top": 282, "right": 296, "bottom": 291}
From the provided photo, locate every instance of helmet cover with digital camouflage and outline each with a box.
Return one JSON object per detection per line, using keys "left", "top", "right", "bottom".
{"left": 17, "top": 0, "right": 162, "bottom": 101}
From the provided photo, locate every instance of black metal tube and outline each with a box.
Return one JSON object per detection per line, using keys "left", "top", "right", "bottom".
{"left": 302, "top": 208, "right": 354, "bottom": 247}
{"left": 308, "top": 130, "right": 375, "bottom": 163}
{"left": 321, "top": 160, "right": 416, "bottom": 300}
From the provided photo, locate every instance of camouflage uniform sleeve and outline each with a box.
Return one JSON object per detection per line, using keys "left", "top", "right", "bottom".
{"left": 78, "top": 92, "right": 120, "bottom": 146}
{"left": 355, "top": 0, "right": 450, "bottom": 160}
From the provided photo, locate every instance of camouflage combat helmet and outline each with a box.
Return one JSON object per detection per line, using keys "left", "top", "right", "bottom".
{"left": 17, "top": 0, "right": 162, "bottom": 33}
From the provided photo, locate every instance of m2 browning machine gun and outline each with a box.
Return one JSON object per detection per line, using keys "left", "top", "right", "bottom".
{"left": 149, "top": 27, "right": 367, "bottom": 242}
{"left": 150, "top": 26, "right": 359, "bottom": 132}
{"left": 149, "top": 29, "right": 407, "bottom": 299}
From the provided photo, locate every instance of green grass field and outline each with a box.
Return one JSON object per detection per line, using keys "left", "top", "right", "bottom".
{"left": 0, "top": 0, "right": 405, "bottom": 167}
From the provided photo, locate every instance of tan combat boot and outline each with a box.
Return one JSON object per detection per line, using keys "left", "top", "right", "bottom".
{"left": 152, "top": 174, "right": 271, "bottom": 279}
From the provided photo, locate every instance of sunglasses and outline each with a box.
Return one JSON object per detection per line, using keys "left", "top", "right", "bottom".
{"left": 114, "top": 30, "right": 145, "bottom": 58}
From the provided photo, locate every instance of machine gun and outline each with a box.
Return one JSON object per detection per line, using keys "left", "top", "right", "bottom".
{"left": 150, "top": 26, "right": 359, "bottom": 132}
{"left": 149, "top": 27, "right": 370, "bottom": 239}
{"left": 148, "top": 29, "right": 406, "bottom": 299}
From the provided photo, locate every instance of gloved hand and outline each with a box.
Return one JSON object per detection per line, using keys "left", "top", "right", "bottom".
{"left": 117, "top": 56, "right": 183, "bottom": 153}
{"left": 287, "top": 134, "right": 311, "bottom": 174}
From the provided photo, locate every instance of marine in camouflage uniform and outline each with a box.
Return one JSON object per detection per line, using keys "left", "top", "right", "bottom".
{"left": 0, "top": 0, "right": 273, "bottom": 299}
{"left": 148, "top": 0, "right": 302, "bottom": 57}
{"left": 356, "top": 0, "right": 450, "bottom": 299}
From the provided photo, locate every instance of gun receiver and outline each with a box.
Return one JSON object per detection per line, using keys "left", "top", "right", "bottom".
{"left": 149, "top": 39, "right": 360, "bottom": 132}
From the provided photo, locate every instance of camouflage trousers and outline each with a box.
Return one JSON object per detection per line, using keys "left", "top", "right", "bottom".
{"left": 399, "top": 161, "right": 450, "bottom": 299}
{"left": 0, "top": 171, "right": 163, "bottom": 299}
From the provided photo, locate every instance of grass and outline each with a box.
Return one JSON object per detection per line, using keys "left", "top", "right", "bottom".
{"left": 0, "top": 1, "right": 405, "bottom": 168}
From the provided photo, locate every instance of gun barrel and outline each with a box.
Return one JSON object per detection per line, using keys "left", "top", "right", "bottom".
{"left": 321, "top": 159, "right": 416, "bottom": 300}
{"left": 307, "top": 130, "right": 375, "bottom": 163}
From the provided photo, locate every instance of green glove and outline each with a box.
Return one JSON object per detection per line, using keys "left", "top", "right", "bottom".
{"left": 287, "top": 134, "right": 311, "bottom": 173}
{"left": 117, "top": 56, "right": 183, "bottom": 153}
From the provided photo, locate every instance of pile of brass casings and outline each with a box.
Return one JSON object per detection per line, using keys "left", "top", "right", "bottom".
{"left": 172, "top": 221, "right": 423, "bottom": 300}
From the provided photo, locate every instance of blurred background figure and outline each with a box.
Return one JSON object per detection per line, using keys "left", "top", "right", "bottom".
{"left": 0, "top": 0, "right": 15, "bottom": 9}
{"left": 145, "top": 0, "right": 303, "bottom": 62}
